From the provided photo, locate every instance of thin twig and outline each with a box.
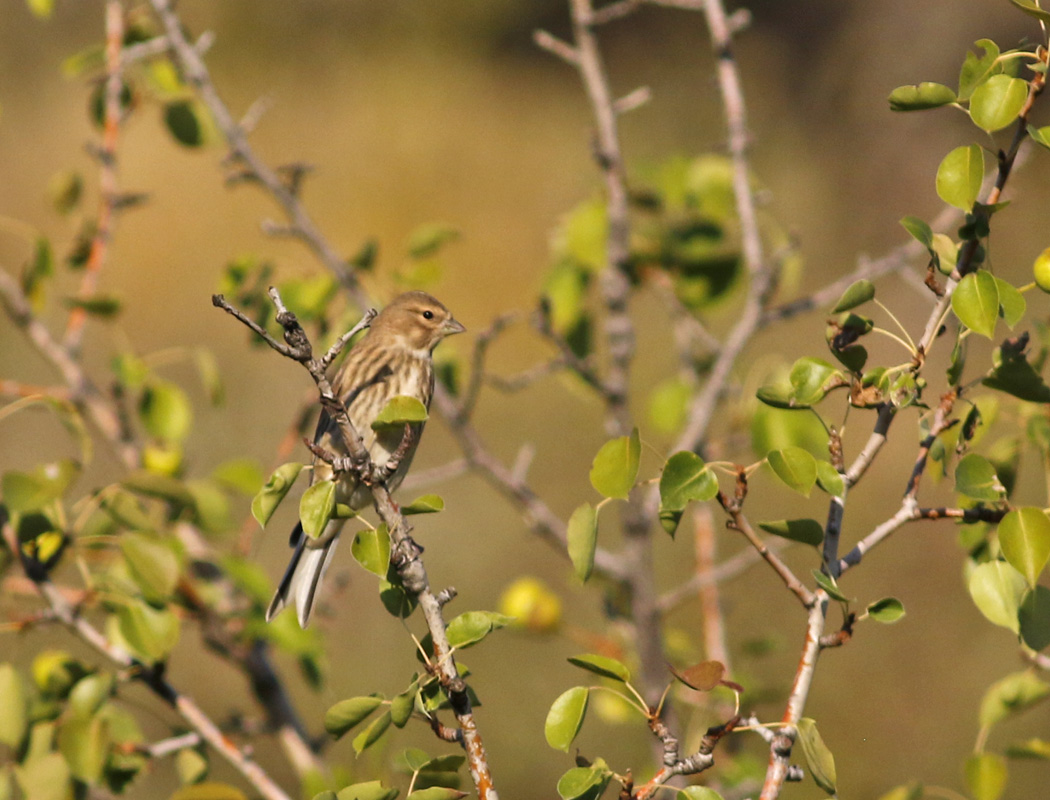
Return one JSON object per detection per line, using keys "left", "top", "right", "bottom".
{"left": 64, "top": 0, "right": 123, "bottom": 355}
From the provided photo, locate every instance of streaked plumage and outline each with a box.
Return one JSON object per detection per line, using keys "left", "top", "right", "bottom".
{"left": 267, "top": 292, "right": 464, "bottom": 627}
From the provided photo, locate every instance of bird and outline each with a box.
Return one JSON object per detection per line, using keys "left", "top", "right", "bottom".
{"left": 266, "top": 291, "right": 465, "bottom": 628}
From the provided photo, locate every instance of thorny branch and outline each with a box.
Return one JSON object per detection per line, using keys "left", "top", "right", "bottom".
{"left": 214, "top": 290, "right": 499, "bottom": 800}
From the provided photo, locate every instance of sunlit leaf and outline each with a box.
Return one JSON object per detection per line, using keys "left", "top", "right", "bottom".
{"left": 402, "top": 494, "right": 445, "bottom": 515}
{"left": 797, "top": 718, "right": 837, "bottom": 795}
{"left": 767, "top": 447, "right": 817, "bottom": 496}
{"left": 968, "top": 560, "right": 1026, "bottom": 633}
{"left": 998, "top": 507, "right": 1050, "bottom": 588}
{"left": 965, "top": 753, "right": 1007, "bottom": 800}
{"left": 299, "top": 479, "right": 336, "bottom": 539}
{"left": 545, "top": 687, "right": 588, "bottom": 752}
{"left": 351, "top": 525, "right": 391, "bottom": 577}
{"left": 658, "top": 451, "right": 718, "bottom": 534}
{"left": 251, "top": 462, "right": 304, "bottom": 527}
{"left": 936, "top": 144, "right": 984, "bottom": 210}
{"left": 139, "top": 380, "right": 193, "bottom": 443}
{"left": 952, "top": 270, "right": 999, "bottom": 338}
{"left": 955, "top": 453, "right": 1005, "bottom": 501}
{"left": 0, "top": 664, "right": 27, "bottom": 748}
{"left": 324, "top": 696, "right": 384, "bottom": 739}
{"left": 446, "top": 610, "right": 512, "bottom": 649}
{"left": 979, "top": 670, "right": 1050, "bottom": 729}
{"left": 589, "top": 428, "right": 640, "bottom": 500}
{"left": 567, "top": 654, "right": 630, "bottom": 683}
{"left": 970, "top": 74, "right": 1028, "bottom": 133}
{"left": 352, "top": 711, "right": 392, "bottom": 754}
{"left": 567, "top": 503, "right": 598, "bottom": 582}
{"left": 888, "top": 82, "right": 957, "bottom": 111}
{"left": 372, "top": 396, "right": 428, "bottom": 429}
{"left": 831, "top": 279, "right": 875, "bottom": 313}
{"left": 866, "top": 597, "right": 906, "bottom": 623}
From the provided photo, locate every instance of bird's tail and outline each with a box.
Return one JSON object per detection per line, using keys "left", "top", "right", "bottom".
{"left": 266, "top": 521, "right": 342, "bottom": 628}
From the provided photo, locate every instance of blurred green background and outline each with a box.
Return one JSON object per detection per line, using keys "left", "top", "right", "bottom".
{"left": 2, "top": 1, "right": 1049, "bottom": 798}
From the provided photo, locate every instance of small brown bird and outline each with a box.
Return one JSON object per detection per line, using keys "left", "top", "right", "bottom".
{"left": 267, "top": 291, "right": 465, "bottom": 627}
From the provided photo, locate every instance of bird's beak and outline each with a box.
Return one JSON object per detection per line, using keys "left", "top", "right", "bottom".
{"left": 443, "top": 318, "right": 466, "bottom": 336}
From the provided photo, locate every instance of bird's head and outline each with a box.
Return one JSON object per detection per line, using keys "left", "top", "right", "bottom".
{"left": 369, "top": 291, "right": 465, "bottom": 353}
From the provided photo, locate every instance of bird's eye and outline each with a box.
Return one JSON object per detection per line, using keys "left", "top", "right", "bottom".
{"left": 422, "top": 310, "right": 434, "bottom": 320}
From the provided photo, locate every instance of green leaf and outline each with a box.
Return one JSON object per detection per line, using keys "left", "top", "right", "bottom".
{"left": 767, "top": 447, "right": 817, "bottom": 496}
{"left": 251, "top": 463, "right": 304, "bottom": 527}
{"left": 959, "top": 39, "right": 1002, "bottom": 101}
{"left": 58, "top": 714, "right": 111, "bottom": 784}
{"left": 371, "top": 396, "right": 428, "bottom": 430}
{"left": 788, "top": 357, "right": 842, "bottom": 406}
{"left": 0, "top": 664, "right": 27, "bottom": 748}
{"left": 545, "top": 687, "right": 589, "bottom": 752}
{"left": 1029, "top": 124, "right": 1050, "bottom": 151}
{"left": 875, "top": 783, "right": 924, "bottom": 800}
{"left": 556, "top": 196, "right": 608, "bottom": 273}
{"left": 677, "top": 789, "right": 724, "bottom": 800}
{"left": 965, "top": 753, "right": 1007, "bottom": 800}
{"left": 15, "top": 752, "right": 71, "bottom": 800}
{"left": 1009, "top": 0, "right": 1050, "bottom": 22}
{"left": 995, "top": 277, "right": 1026, "bottom": 328}
{"left": 589, "top": 428, "right": 640, "bottom": 500}
{"left": 300, "top": 479, "right": 337, "bottom": 539}
{"left": 955, "top": 453, "right": 1005, "bottom": 501}
{"left": 567, "top": 503, "right": 598, "bottom": 582}
{"left": 352, "top": 710, "right": 392, "bottom": 754}
{"left": 566, "top": 654, "right": 630, "bottom": 682}
{"left": 64, "top": 294, "right": 122, "bottom": 317}
{"left": 936, "top": 144, "right": 985, "bottom": 210}
{"left": 968, "top": 560, "right": 1027, "bottom": 633}
{"left": 1019, "top": 586, "right": 1050, "bottom": 651}
{"left": 446, "top": 610, "right": 512, "bottom": 649}
{"left": 194, "top": 348, "right": 225, "bottom": 406}
{"left": 351, "top": 525, "right": 391, "bottom": 577}
{"left": 556, "top": 763, "right": 611, "bottom": 800}
{"left": 402, "top": 494, "right": 445, "bottom": 515}
{"left": 758, "top": 519, "right": 824, "bottom": 547}
{"left": 120, "top": 532, "right": 181, "bottom": 604}
{"left": 970, "top": 74, "right": 1028, "bottom": 133}
{"left": 407, "top": 223, "right": 459, "bottom": 260}
{"left": 888, "top": 82, "right": 957, "bottom": 111}
{"left": 406, "top": 789, "right": 467, "bottom": 800}
{"left": 952, "top": 270, "right": 1000, "bottom": 338}
{"left": 815, "top": 461, "right": 844, "bottom": 497}
{"left": 164, "top": 101, "right": 206, "bottom": 147}
{"left": 212, "top": 458, "right": 264, "bottom": 495}
{"left": 324, "top": 696, "right": 384, "bottom": 739}
{"left": 175, "top": 747, "right": 209, "bottom": 785}
{"left": 900, "top": 215, "right": 933, "bottom": 247}
{"left": 1, "top": 460, "right": 78, "bottom": 513}
{"left": 390, "top": 683, "right": 417, "bottom": 728}
{"left": 69, "top": 674, "right": 113, "bottom": 719}
{"left": 115, "top": 599, "right": 180, "bottom": 662}
{"left": 812, "top": 569, "right": 849, "bottom": 602}
{"left": 336, "top": 781, "right": 399, "bottom": 800}
{"left": 979, "top": 671, "right": 1050, "bottom": 728}
{"left": 866, "top": 597, "right": 906, "bottom": 623}
{"left": 984, "top": 347, "right": 1050, "bottom": 402}
{"left": 658, "top": 451, "right": 719, "bottom": 535}
{"left": 831, "top": 279, "right": 875, "bottom": 313}
{"left": 797, "top": 718, "right": 837, "bottom": 795}
{"left": 1005, "top": 738, "right": 1050, "bottom": 759}
{"left": 932, "top": 233, "right": 960, "bottom": 274}
{"left": 998, "top": 507, "right": 1050, "bottom": 588}
{"left": 648, "top": 377, "right": 691, "bottom": 434}
{"left": 139, "top": 380, "right": 193, "bottom": 443}
{"left": 26, "top": 0, "right": 55, "bottom": 19}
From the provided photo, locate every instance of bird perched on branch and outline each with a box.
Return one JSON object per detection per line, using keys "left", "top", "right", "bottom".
{"left": 267, "top": 291, "right": 465, "bottom": 627}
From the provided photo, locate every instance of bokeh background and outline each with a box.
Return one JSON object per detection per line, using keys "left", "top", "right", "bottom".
{"left": 2, "top": 1, "right": 1050, "bottom": 797}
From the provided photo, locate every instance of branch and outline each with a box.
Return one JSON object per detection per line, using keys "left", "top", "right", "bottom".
{"left": 1, "top": 522, "right": 294, "bottom": 800}
{"left": 63, "top": 0, "right": 123, "bottom": 355}
{"left": 146, "top": 0, "right": 369, "bottom": 309}
{"left": 215, "top": 291, "right": 499, "bottom": 800}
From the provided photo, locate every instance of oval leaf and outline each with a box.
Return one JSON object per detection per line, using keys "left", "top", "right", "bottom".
{"left": 251, "top": 463, "right": 304, "bottom": 528}
{"left": 545, "top": 687, "right": 589, "bottom": 752}
{"left": 659, "top": 451, "right": 719, "bottom": 512}
{"left": 758, "top": 519, "right": 824, "bottom": 547}
{"left": 446, "top": 610, "right": 513, "bottom": 649}
{"left": 797, "top": 718, "right": 837, "bottom": 795}
{"left": 888, "top": 82, "right": 957, "bottom": 111}
{"left": 964, "top": 753, "right": 1007, "bottom": 800}
{"left": 955, "top": 453, "right": 1005, "bottom": 501}
{"left": 998, "top": 507, "right": 1050, "bottom": 588}
{"left": 402, "top": 494, "right": 445, "bottom": 515}
{"left": 325, "top": 696, "right": 384, "bottom": 739}
{"left": 815, "top": 461, "right": 844, "bottom": 497}
{"left": 120, "top": 532, "right": 181, "bottom": 604}
{"left": 979, "top": 670, "right": 1050, "bottom": 728}
{"left": 351, "top": 525, "right": 391, "bottom": 577}
{"left": 1019, "top": 585, "right": 1050, "bottom": 651}
{"left": 767, "top": 447, "right": 817, "bottom": 496}
{"left": 589, "top": 428, "right": 640, "bottom": 500}
{"left": 952, "top": 270, "right": 1000, "bottom": 338}
{"left": 995, "top": 277, "right": 1025, "bottom": 328}
{"left": 300, "top": 479, "right": 337, "bottom": 539}
{"left": 372, "top": 396, "right": 428, "bottom": 430}
{"left": 556, "top": 764, "right": 611, "bottom": 800}
{"left": 0, "top": 663, "right": 27, "bottom": 748}
{"left": 968, "top": 560, "right": 1027, "bottom": 633}
{"left": 970, "top": 74, "right": 1028, "bottom": 133}
{"left": 567, "top": 503, "right": 598, "bottom": 583}
{"left": 352, "top": 711, "right": 392, "bottom": 754}
{"left": 567, "top": 654, "right": 630, "bottom": 683}
{"left": 936, "top": 144, "right": 984, "bottom": 211}
{"left": 866, "top": 597, "right": 906, "bottom": 623}
{"left": 831, "top": 279, "right": 875, "bottom": 313}
{"left": 139, "top": 380, "right": 193, "bottom": 443}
